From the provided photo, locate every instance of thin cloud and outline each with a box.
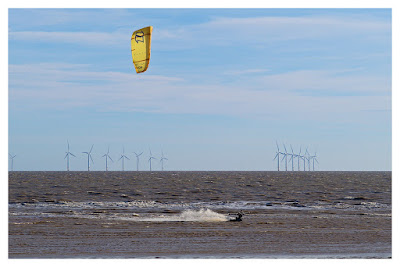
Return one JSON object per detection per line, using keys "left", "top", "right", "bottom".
{"left": 205, "top": 15, "right": 390, "bottom": 32}
{"left": 223, "top": 69, "right": 270, "bottom": 75}
{"left": 257, "top": 70, "right": 391, "bottom": 96}
{"left": 9, "top": 63, "right": 390, "bottom": 123}
{"left": 8, "top": 9, "right": 137, "bottom": 29}
{"left": 156, "top": 14, "right": 391, "bottom": 49}
{"left": 9, "top": 31, "right": 126, "bottom": 46}
{"left": 9, "top": 14, "right": 390, "bottom": 48}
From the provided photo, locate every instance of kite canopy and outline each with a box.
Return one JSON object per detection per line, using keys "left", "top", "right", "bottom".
{"left": 131, "top": 26, "right": 153, "bottom": 74}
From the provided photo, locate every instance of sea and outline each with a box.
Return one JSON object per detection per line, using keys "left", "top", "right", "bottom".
{"left": 8, "top": 171, "right": 391, "bottom": 259}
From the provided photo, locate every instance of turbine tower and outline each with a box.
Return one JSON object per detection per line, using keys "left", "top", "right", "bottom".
{"left": 301, "top": 148, "right": 307, "bottom": 171}
{"left": 280, "top": 144, "right": 288, "bottom": 171}
{"left": 118, "top": 147, "right": 130, "bottom": 171}
{"left": 102, "top": 146, "right": 113, "bottom": 171}
{"left": 311, "top": 152, "right": 319, "bottom": 171}
{"left": 9, "top": 154, "right": 16, "bottom": 171}
{"left": 134, "top": 151, "right": 143, "bottom": 171}
{"left": 273, "top": 141, "right": 284, "bottom": 171}
{"left": 82, "top": 144, "right": 94, "bottom": 171}
{"left": 296, "top": 146, "right": 302, "bottom": 171}
{"left": 148, "top": 149, "right": 156, "bottom": 171}
{"left": 305, "top": 148, "right": 311, "bottom": 171}
{"left": 64, "top": 140, "right": 76, "bottom": 171}
{"left": 288, "top": 145, "right": 295, "bottom": 171}
{"left": 160, "top": 151, "right": 168, "bottom": 171}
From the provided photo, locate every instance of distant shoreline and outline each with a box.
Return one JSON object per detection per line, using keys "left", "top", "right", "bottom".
{"left": 8, "top": 170, "right": 393, "bottom": 173}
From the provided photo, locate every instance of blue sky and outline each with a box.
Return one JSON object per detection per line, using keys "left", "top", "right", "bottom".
{"left": 7, "top": 8, "right": 392, "bottom": 171}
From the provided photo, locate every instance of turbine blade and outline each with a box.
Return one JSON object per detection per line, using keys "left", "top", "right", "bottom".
{"left": 90, "top": 155, "right": 94, "bottom": 164}
{"left": 89, "top": 144, "right": 94, "bottom": 153}
{"left": 108, "top": 155, "right": 114, "bottom": 162}
{"left": 70, "top": 153, "right": 76, "bottom": 157}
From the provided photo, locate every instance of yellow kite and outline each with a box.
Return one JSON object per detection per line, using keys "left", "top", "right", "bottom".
{"left": 131, "top": 26, "right": 153, "bottom": 74}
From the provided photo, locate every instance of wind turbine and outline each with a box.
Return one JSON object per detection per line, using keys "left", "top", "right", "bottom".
{"left": 148, "top": 149, "right": 156, "bottom": 171}
{"left": 299, "top": 147, "right": 307, "bottom": 171}
{"left": 160, "top": 151, "right": 168, "bottom": 171}
{"left": 102, "top": 146, "right": 113, "bottom": 171}
{"left": 273, "top": 141, "right": 282, "bottom": 171}
{"left": 9, "top": 154, "right": 16, "bottom": 171}
{"left": 64, "top": 140, "right": 76, "bottom": 171}
{"left": 280, "top": 144, "right": 288, "bottom": 171}
{"left": 133, "top": 151, "right": 143, "bottom": 171}
{"left": 295, "top": 146, "right": 302, "bottom": 171}
{"left": 311, "top": 152, "right": 319, "bottom": 171}
{"left": 82, "top": 145, "right": 94, "bottom": 171}
{"left": 118, "top": 147, "right": 130, "bottom": 171}
{"left": 288, "top": 145, "right": 295, "bottom": 171}
{"left": 305, "top": 148, "right": 311, "bottom": 171}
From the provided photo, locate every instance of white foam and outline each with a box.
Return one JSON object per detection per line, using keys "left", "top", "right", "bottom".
{"left": 116, "top": 208, "right": 229, "bottom": 222}
{"left": 175, "top": 208, "right": 228, "bottom": 222}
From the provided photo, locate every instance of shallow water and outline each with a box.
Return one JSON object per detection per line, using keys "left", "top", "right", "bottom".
{"left": 9, "top": 171, "right": 391, "bottom": 258}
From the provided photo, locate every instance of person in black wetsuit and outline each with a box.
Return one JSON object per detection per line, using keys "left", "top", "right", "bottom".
{"left": 230, "top": 211, "right": 243, "bottom": 221}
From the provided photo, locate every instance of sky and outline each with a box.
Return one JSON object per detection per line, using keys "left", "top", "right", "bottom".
{"left": 7, "top": 8, "right": 392, "bottom": 171}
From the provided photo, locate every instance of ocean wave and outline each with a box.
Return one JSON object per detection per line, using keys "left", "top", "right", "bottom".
{"left": 119, "top": 208, "right": 229, "bottom": 222}
{"left": 9, "top": 198, "right": 391, "bottom": 215}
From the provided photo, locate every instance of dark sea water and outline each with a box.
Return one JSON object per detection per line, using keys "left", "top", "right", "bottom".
{"left": 8, "top": 171, "right": 391, "bottom": 258}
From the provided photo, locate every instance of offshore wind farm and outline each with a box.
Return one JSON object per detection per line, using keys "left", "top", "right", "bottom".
{"left": 62, "top": 140, "right": 319, "bottom": 172}
{"left": 9, "top": 140, "right": 324, "bottom": 172}
{"left": 273, "top": 142, "right": 319, "bottom": 172}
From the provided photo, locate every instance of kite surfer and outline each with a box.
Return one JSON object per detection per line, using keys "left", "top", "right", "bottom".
{"left": 229, "top": 211, "right": 243, "bottom": 222}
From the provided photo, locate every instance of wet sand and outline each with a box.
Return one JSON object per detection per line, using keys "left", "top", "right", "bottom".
{"left": 9, "top": 171, "right": 391, "bottom": 258}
